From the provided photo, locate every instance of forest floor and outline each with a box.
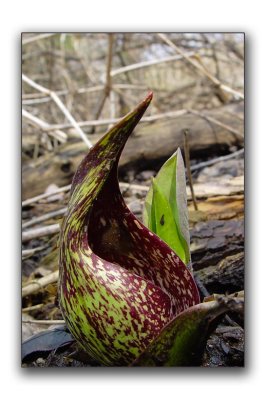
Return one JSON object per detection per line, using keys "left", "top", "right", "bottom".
{"left": 22, "top": 151, "right": 244, "bottom": 367}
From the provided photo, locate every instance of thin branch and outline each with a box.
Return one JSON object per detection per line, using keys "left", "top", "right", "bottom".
{"left": 188, "top": 109, "right": 244, "bottom": 137}
{"left": 72, "top": 36, "right": 98, "bottom": 85}
{"left": 105, "top": 34, "right": 114, "bottom": 94}
{"left": 110, "top": 51, "right": 196, "bottom": 77}
{"left": 22, "top": 85, "right": 105, "bottom": 100}
{"left": 44, "top": 109, "right": 188, "bottom": 131}
{"left": 224, "top": 110, "right": 244, "bottom": 122}
{"left": 119, "top": 182, "right": 149, "bottom": 192}
{"left": 183, "top": 129, "right": 198, "bottom": 211}
{"left": 22, "top": 319, "right": 65, "bottom": 325}
{"left": 22, "top": 246, "right": 47, "bottom": 259}
{"left": 188, "top": 176, "right": 244, "bottom": 198}
{"left": 108, "top": 89, "right": 116, "bottom": 129}
{"left": 194, "top": 276, "right": 243, "bottom": 327}
{"left": 22, "top": 84, "right": 146, "bottom": 104}
{"left": 22, "top": 271, "right": 59, "bottom": 297}
{"left": 190, "top": 148, "right": 244, "bottom": 171}
{"left": 22, "top": 182, "right": 150, "bottom": 209}
{"left": 37, "top": 105, "right": 243, "bottom": 133}
{"left": 33, "top": 139, "right": 40, "bottom": 159}
{"left": 21, "top": 170, "right": 243, "bottom": 216}
{"left": 22, "top": 33, "right": 57, "bottom": 45}
{"left": 90, "top": 34, "right": 114, "bottom": 133}
{"left": 22, "top": 74, "right": 92, "bottom": 148}
{"left": 22, "top": 109, "right": 67, "bottom": 143}
{"left": 22, "top": 184, "right": 71, "bottom": 207}
{"left": 22, "top": 223, "right": 60, "bottom": 243}
{"left": 22, "top": 304, "right": 44, "bottom": 312}
{"left": 157, "top": 33, "right": 244, "bottom": 100}
{"left": 22, "top": 207, "right": 67, "bottom": 229}
{"left": 23, "top": 97, "right": 55, "bottom": 105}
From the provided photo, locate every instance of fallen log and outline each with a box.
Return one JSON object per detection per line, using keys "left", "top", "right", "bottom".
{"left": 190, "top": 219, "right": 244, "bottom": 272}
{"left": 195, "top": 252, "right": 244, "bottom": 294}
{"left": 22, "top": 101, "right": 243, "bottom": 199}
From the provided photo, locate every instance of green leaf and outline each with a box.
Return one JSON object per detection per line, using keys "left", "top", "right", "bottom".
{"left": 143, "top": 149, "right": 191, "bottom": 267}
{"left": 151, "top": 179, "right": 186, "bottom": 264}
{"left": 132, "top": 295, "right": 244, "bottom": 366}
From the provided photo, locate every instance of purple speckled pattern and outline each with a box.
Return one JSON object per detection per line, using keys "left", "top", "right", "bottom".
{"left": 58, "top": 93, "right": 200, "bottom": 366}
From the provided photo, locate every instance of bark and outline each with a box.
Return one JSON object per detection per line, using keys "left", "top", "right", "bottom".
{"left": 191, "top": 219, "right": 244, "bottom": 293}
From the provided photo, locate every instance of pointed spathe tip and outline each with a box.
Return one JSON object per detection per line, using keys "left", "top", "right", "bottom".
{"left": 146, "top": 91, "right": 153, "bottom": 102}
{"left": 137, "top": 91, "right": 153, "bottom": 112}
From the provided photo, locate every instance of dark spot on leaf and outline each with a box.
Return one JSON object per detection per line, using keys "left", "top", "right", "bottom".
{"left": 160, "top": 214, "right": 165, "bottom": 226}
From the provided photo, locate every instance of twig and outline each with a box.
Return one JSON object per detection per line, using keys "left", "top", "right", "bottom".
{"left": 22, "top": 304, "right": 44, "bottom": 312}
{"left": 22, "top": 271, "right": 59, "bottom": 297}
{"left": 72, "top": 36, "right": 98, "bottom": 85}
{"left": 40, "top": 105, "right": 243, "bottom": 133}
{"left": 224, "top": 110, "right": 244, "bottom": 122}
{"left": 183, "top": 129, "right": 198, "bottom": 211}
{"left": 93, "top": 93, "right": 108, "bottom": 124}
{"left": 22, "top": 86, "right": 106, "bottom": 101}
{"left": 22, "top": 33, "right": 57, "bottom": 45}
{"left": 44, "top": 109, "right": 188, "bottom": 131}
{"left": 22, "top": 181, "right": 150, "bottom": 210}
{"left": 22, "top": 184, "right": 71, "bottom": 207}
{"left": 22, "top": 207, "right": 67, "bottom": 229}
{"left": 22, "top": 223, "right": 60, "bottom": 243}
{"left": 141, "top": 109, "right": 187, "bottom": 122}
{"left": 22, "top": 84, "right": 146, "bottom": 104}
{"left": 202, "top": 33, "right": 221, "bottom": 81}
{"left": 190, "top": 148, "right": 244, "bottom": 172}
{"left": 108, "top": 89, "right": 116, "bottom": 130}
{"left": 33, "top": 139, "right": 40, "bottom": 159}
{"left": 22, "top": 182, "right": 150, "bottom": 209}
{"left": 22, "top": 319, "right": 65, "bottom": 325}
{"left": 194, "top": 276, "right": 210, "bottom": 299}
{"left": 22, "top": 108, "right": 67, "bottom": 143}
{"left": 187, "top": 176, "right": 244, "bottom": 198}
{"left": 22, "top": 185, "right": 152, "bottom": 241}
{"left": 22, "top": 246, "right": 47, "bottom": 259}
{"left": 119, "top": 182, "right": 149, "bottom": 192}
{"left": 110, "top": 51, "right": 196, "bottom": 77}
{"left": 23, "top": 97, "right": 56, "bottom": 105}
{"left": 195, "top": 277, "right": 243, "bottom": 328}
{"left": 21, "top": 171, "right": 243, "bottom": 212}
{"left": 105, "top": 34, "right": 114, "bottom": 95}
{"left": 157, "top": 33, "right": 244, "bottom": 100}
{"left": 188, "top": 109, "right": 244, "bottom": 137}
{"left": 90, "top": 34, "right": 114, "bottom": 133}
{"left": 22, "top": 74, "right": 92, "bottom": 148}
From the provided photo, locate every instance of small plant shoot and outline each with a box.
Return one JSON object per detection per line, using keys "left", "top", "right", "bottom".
{"left": 143, "top": 149, "right": 191, "bottom": 269}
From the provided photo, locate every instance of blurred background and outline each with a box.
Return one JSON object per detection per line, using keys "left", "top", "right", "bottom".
{"left": 22, "top": 32, "right": 244, "bottom": 199}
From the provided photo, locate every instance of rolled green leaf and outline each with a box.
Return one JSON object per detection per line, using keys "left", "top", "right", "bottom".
{"left": 143, "top": 148, "right": 191, "bottom": 267}
{"left": 152, "top": 178, "right": 187, "bottom": 263}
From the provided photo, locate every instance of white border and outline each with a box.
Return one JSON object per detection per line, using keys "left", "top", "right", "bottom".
{"left": 1, "top": 1, "right": 265, "bottom": 399}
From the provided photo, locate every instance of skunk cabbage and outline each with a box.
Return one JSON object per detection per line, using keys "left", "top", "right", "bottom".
{"left": 58, "top": 93, "right": 242, "bottom": 366}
